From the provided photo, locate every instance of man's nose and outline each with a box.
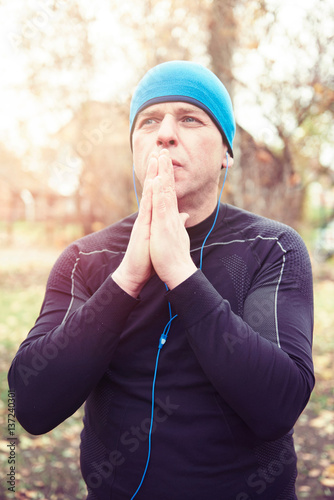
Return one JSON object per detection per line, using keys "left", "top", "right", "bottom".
{"left": 156, "top": 115, "right": 178, "bottom": 147}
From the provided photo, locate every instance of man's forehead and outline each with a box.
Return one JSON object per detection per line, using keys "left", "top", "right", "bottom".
{"left": 138, "top": 102, "right": 209, "bottom": 117}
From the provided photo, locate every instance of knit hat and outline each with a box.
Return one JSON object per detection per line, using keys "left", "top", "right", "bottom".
{"left": 130, "top": 60, "right": 235, "bottom": 157}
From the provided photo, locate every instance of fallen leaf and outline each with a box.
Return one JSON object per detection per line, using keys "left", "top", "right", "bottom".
{"left": 323, "top": 464, "right": 334, "bottom": 478}
{"left": 33, "top": 480, "right": 45, "bottom": 488}
{"left": 320, "top": 477, "right": 334, "bottom": 487}
{"left": 309, "top": 468, "right": 321, "bottom": 478}
{"left": 310, "top": 410, "right": 334, "bottom": 430}
{"left": 298, "top": 485, "right": 311, "bottom": 492}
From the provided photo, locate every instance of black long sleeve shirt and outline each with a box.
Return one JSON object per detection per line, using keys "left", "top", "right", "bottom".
{"left": 8, "top": 203, "right": 314, "bottom": 499}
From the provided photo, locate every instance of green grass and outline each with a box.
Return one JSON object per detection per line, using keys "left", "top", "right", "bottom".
{"left": 0, "top": 235, "right": 87, "bottom": 499}
{"left": 0, "top": 284, "right": 87, "bottom": 499}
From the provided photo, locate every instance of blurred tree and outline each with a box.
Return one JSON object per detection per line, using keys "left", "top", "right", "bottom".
{"left": 13, "top": 1, "right": 136, "bottom": 233}
{"left": 46, "top": 100, "right": 133, "bottom": 234}
{"left": 231, "top": 0, "right": 334, "bottom": 225}
{"left": 111, "top": 0, "right": 334, "bottom": 226}
{"left": 13, "top": 0, "right": 214, "bottom": 233}
{"left": 0, "top": 142, "right": 66, "bottom": 243}
{"left": 9, "top": 0, "right": 334, "bottom": 232}
{"left": 111, "top": 0, "right": 211, "bottom": 72}
{"left": 207, "top": 0, "right": 238, "bottom": 98}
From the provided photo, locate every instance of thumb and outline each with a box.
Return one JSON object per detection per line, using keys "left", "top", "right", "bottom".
{"left": 180, "top": 212, "right": 190, "bottom": 227}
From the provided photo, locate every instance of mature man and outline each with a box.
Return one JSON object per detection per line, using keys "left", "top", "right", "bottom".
{"left": 9, "top": 61, "right": 314, "bottom": 500}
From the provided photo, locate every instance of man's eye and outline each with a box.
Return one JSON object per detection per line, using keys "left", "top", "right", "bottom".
{"left": 183, "top": 116, "right": 200, "bottom": 123}
{"left": 140, "top": 118, "right": 156, "bottom": 127}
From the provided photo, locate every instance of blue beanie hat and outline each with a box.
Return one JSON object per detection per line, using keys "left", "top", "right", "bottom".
{"left": 130, "top": 60, "right": 235, "bottom": 157}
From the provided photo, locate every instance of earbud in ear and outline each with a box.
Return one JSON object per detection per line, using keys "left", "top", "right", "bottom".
{"left": 222, "top": 151, "right": 229, "bottom": 169}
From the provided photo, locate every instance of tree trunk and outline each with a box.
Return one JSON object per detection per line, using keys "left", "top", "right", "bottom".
{"left": 208, "top": 0, "right": 238, "bottom": 99}
{"left": 207, "top": 0, "right": 304, "bottom": 227}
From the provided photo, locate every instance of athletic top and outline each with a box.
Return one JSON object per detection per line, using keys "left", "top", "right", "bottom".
{"left": 8, "top": 203, "right": 314, "bottom": 500}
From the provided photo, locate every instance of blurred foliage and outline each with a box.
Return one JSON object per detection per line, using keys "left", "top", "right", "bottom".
{"left": 0, "top": 0, "right": 333, "bottom": 232}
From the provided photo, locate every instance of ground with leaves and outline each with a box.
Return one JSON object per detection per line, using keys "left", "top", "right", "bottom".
{"left": 0, "top": 225, "right": 333, "bottom": 499}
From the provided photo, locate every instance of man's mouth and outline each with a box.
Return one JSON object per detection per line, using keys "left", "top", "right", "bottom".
{"left": 171, "top": 160, "right": 182, "bottom": 168}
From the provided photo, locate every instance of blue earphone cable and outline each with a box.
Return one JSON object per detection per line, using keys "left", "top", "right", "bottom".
{"left": 199, "top": 160, "right": 229, "bottom": 270}
{"left": 130, "top": 314, "right": 177, "bottom": 500}
{"left": 129, "top": 346, "right": 160, "bottom": 500}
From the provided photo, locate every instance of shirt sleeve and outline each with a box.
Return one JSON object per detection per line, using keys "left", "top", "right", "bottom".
{"left": 167, "top": 231, "right": 314, "bottom": 441}
{"left": 7, "top": 244, "right": 138, "bottom": 435}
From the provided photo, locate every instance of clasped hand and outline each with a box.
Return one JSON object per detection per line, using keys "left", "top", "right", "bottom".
{"left": 112, "top": 150, "right": 197, "bottom": 297}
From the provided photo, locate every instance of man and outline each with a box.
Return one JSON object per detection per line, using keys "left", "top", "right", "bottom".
{"left": 8, "top": 61, "right": 314, "bottom": 499}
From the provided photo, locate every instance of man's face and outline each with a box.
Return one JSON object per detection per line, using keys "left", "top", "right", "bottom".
{"left": 132, "top": 102, "right": 227, "bottom": 210}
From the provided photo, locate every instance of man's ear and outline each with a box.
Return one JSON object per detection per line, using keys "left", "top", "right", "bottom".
{"left": 222, "top": 149, "right": 234, "bottom": 169}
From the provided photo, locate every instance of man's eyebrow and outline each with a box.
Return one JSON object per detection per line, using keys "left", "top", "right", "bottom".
{"left": 137, "top": 109, "right": 156, "bottom": 117}
{"left": 138, "top": 106, "right": 205, "bottom": 117}
{"left": 176, "top": 106, "right": 206, "bottom": 115}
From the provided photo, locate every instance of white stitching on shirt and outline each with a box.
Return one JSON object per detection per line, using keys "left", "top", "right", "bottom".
{"left": 191, "top": 235, "right": 288, "bottom": 348}
{"left": 61, "top": 249, "right": 123, "bottom": 325}
{"left": 63, "top": 240, "right": 288, "bottom": 347}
